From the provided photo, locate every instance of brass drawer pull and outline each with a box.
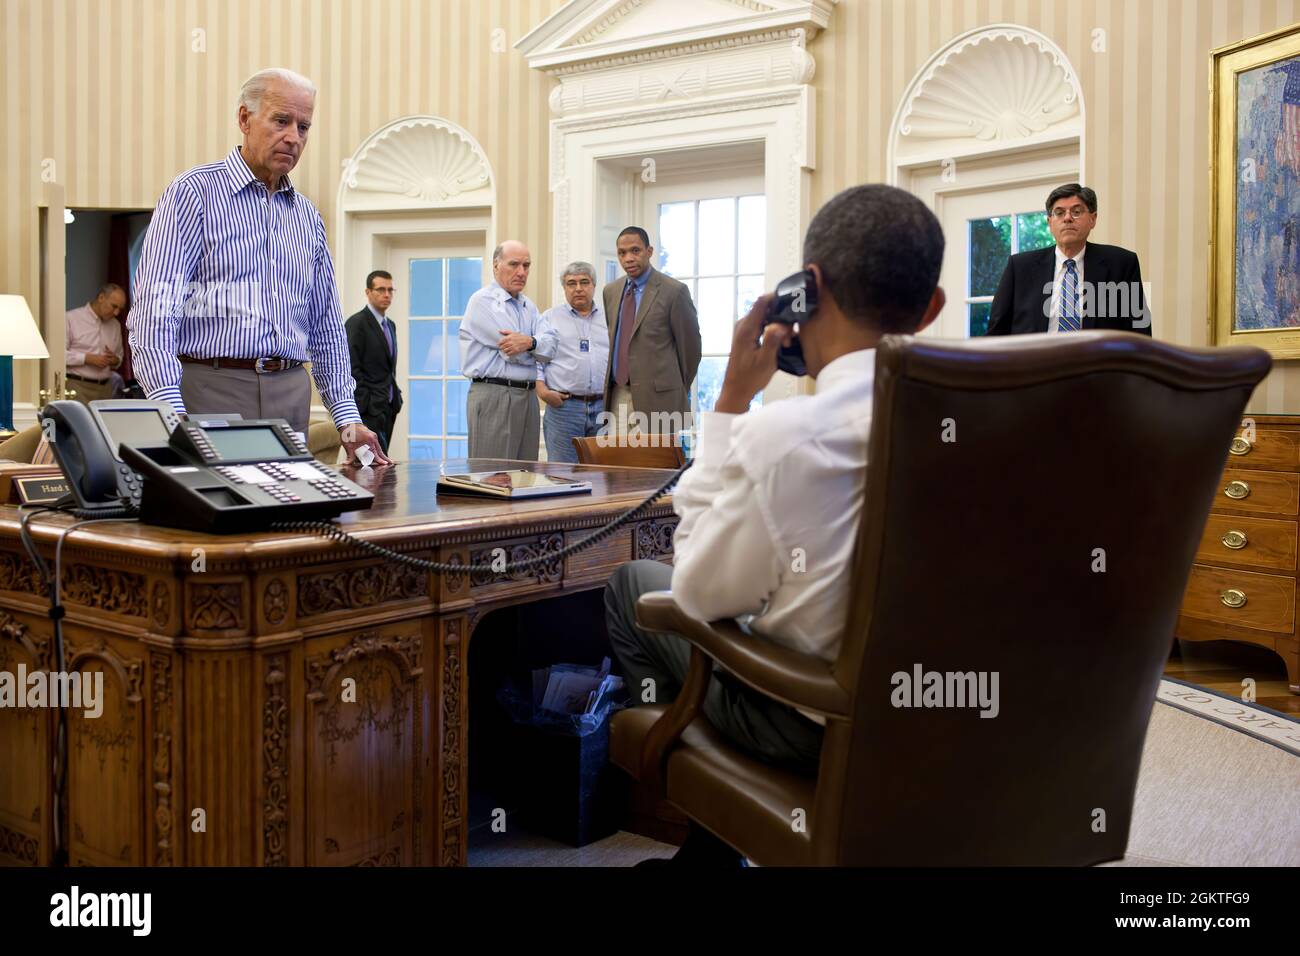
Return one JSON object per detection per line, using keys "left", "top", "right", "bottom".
{"left": 1220, "top": 588, "right": 1247, "bottom": 609}
{"left": 1224, "top": 480, "right": 1251, "bottom": 500}
{"left": 1229, "top": 437, "right": 1252, "bottom": 456}
{"left": 1221, "top": 530, "right": 1248, "bottom": 550}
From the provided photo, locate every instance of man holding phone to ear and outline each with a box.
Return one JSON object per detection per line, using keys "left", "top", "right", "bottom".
{"left": 604, "top": 184, "right": 946, "bottom": 866}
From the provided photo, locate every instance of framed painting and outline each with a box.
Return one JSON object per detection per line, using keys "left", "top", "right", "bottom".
{"left": 1211, "top": 24, "right": 1300, "bottom": 356}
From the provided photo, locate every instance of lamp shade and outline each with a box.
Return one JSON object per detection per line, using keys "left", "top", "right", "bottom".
{"left": 0, "top": 295, "right": 51, "bottom": 359}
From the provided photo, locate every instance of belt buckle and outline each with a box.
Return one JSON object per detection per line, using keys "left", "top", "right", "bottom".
{"left": 254, "top": 357, "right": 272, "bottom": 374}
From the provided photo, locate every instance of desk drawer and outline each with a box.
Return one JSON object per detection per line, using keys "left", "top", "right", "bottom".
{"left": 1181, "top": 565, "right": 1295, "bottom": 632}
{"left": 1215, "top": 469, "right": 1300, "bottom": 516}
{"left": 1196, "top": 514, "right": 1297, "bottom": 571}
{"left": 1225, "top": 425, "right": 1299, "bottom": 471}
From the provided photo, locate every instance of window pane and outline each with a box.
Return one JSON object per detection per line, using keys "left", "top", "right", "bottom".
{"left": 697, "top": 198, "right": 736, "bottom": 276}
{"left": 409, "top": 439, "right": 442, "bottom": 461}
{"left": 445, "top": 439, "right": 468, "bottom": 460}
{"left": 737, "top": 196, "right": 766, "bottom": 275}
{"left": 409, "top": 379, "right": 444, "bottom": 435}
{"left": 694, "top": 355, "right": 760, "bottom": 414}
{"left": 737, "top": 274, "right": 764, "bottom": 319}
{"left": 697, "top": 276, "right": 736, "bottom": 353}
{"left": 446, "top": 378, "right": 470, "bottom": 435}
{"left": 448, "top": 257, "right": 482, "bottom": 314}
{"left": 968, "top": 217, "right": 1011, "bottom": 298}
{"left": 447, "top": 320, "right": 462, "bottom": 375}
{"left": 409, "top": 320, "right": 443, "bottom": 376}
{"left": 968, "top": 301, "right": 992, "bottom": 337}
{"left": 410, "top": 259, "right": 444, "bottom": 316}
{"left": 658, "top": 202, "right": 695, "bottom": 277}
{"left": 1015, "top": 212, "right": 1054, "bottom": 253}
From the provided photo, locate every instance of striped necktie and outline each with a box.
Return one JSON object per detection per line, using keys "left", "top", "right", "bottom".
{"left": 1059, "top": 258, "right": 1081, "bottom": 332}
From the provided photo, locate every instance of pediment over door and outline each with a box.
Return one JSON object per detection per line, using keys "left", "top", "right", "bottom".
{"left": 519, "top": 0, "right": 835, "bottom": 117}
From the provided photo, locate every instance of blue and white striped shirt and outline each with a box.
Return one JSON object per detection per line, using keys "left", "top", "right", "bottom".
{"left": 127, "top": 146, "right": 360, "bottom": 425}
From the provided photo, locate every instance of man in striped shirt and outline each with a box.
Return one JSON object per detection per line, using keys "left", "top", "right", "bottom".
{"left": 127, "top": 67, "right": 388, "bottom": 463}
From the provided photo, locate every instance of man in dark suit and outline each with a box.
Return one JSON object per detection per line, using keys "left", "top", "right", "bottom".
{"left": 345, "top": 270, "right": 403, "bottom": 454}
{"left": 602, "top": 227, "right": 702, "bottom": 433}
{"left": 987, "top": 184, "right": 1151, "bottom": 337}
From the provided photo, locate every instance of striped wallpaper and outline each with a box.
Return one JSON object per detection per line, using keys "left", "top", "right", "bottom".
{"left": 3, "top": 0, "right": 1299, "bottom": 410}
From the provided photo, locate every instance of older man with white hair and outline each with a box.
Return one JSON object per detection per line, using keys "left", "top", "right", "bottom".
{"left": 458, "top": 240, "right": 557, "bottom": 460}
{"left": 535, "top": 261, "right": 608, "bottom": 463}
{"left": 127, "top": 67, "right": 387, "bottom": 462}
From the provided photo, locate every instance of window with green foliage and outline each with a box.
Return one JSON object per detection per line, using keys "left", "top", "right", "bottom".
{"left": 966, "top": 211, "right": 1054, "bottom": 336}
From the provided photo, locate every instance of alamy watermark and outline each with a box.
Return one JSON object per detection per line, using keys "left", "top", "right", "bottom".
{"left": 890, "top": 663, "right": 1000, "bottom": 718}
{"left": 0, "top": 665, "right": 103, "bottom": 718}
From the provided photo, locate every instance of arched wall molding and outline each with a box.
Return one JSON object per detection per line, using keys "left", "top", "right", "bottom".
{"left": 888, "top": 23, "right": 1085, "bottom": 184}
{"left": 334, "top": 115, "right": 496, "bottom": 319}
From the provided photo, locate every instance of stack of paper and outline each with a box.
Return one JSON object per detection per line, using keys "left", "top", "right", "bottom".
{"left": 536, "top": 657, "right": 625, "bottom": 716}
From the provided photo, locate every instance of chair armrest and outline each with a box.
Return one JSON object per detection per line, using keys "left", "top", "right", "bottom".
{"left": 637, "top": 644, "right": 712, "bottom": 793}
{"left": 635, "top": 591, "right": 851, "bottom": 720}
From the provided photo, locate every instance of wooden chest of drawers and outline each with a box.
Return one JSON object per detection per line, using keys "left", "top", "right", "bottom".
{"left": 1177, "top": 414, "right": 1300, "bottom": 692}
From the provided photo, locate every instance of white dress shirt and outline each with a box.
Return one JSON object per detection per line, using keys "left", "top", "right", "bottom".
{"left": 1048, "top": 243, "right": 1087, "bottom": 333}
{"left": 671, "top": 349, "right": 875, "bottom": 706}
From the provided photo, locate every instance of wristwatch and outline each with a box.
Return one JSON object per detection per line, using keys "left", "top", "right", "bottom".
{"left": 529, "top": 336, "right": 537, "bottom": 351}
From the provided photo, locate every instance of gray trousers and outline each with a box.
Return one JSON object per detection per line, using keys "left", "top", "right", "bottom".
{"left": 467, "top": 380, "right": 540, "bottom": 460}
{"left": 604, "top": 560, "right": 823, "bottom": 770}
{"left": 179, "top": 362, "right": 312, "bottom": 435}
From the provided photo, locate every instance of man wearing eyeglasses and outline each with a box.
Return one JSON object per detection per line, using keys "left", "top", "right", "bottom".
{"left": 536, "top": 262, "right": 608, "bottom": 463}
{"left": 345, "top": 270, "right": 403, "bottom": 455}
{"left": 986, "top": 183, "right": 1151, "bottom": 337}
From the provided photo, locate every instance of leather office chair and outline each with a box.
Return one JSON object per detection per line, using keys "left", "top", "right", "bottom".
{"left": 610, "top": 331, "right": 1271, "bottom": 866}
{"left": 572, "top": 435, "right": 684, "bottom": 468}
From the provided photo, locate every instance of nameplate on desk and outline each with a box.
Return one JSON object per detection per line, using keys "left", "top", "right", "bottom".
{"left": 15, "top": 475, "right": 71, "bottom": 504}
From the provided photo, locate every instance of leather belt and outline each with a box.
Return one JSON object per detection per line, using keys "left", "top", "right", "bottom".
{"left": 472, "top": 377, "right": 535, "bottom": 390}
{"left": 179, "top": 355, "right": 303, "bottom": 373}
{"left": 66, "top": 372, "right": 111, "bottom": 384}
{"left": 563, "top": 393, "right": 604, "bottom": 402}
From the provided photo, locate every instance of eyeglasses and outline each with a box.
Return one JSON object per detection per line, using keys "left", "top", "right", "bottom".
{"left": 372, "top": 287, "right": 395, "bottom": 294}
{"left": 1049, "top": 206, "right": 1091, "bottom": 220}
{"left": 563, "top": 279, "right": 594, "bottom": 288}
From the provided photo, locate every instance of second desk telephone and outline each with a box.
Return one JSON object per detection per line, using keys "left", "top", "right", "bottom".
{"left": 43, "top": 399, "right": 373, "bottom": 533}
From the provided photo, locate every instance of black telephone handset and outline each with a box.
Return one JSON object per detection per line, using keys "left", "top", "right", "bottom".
{"left": 760, "top": 268, "right": 819, "bottom": 377}
{"left": 42, "top": 400, "right": 135, "bottom": 515}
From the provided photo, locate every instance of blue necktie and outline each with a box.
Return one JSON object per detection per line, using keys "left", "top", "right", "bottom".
{"left": 1059, "top": 259, "right": 1081, "bottom": 332}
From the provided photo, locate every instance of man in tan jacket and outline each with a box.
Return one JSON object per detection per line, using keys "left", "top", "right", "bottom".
{"left": 602, "top": 227, "right": 702, "bottom": 433}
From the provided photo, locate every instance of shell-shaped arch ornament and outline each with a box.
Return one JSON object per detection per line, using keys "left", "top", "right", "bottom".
{"left": 899, "top": 29, "right": 1080, "bottom": 142}
{"left": 341, "top": 117, "right": 492, "bottom": 201}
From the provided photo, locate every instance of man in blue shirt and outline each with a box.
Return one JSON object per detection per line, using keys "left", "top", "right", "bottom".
{"left": 458, "top": 240, "right": 558, "bottom": 460}
{"left": 128, "top": 67, "right": 387, "bottom": 464}
{"left": 536, "top": 262, "right": 608, "bottom": 463}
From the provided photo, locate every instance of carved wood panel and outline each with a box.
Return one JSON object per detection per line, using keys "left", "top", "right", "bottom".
{"left": 304, "top": 631, "right": 423, "bottom": 866}
{"left": 297, "top": 564, "right": 428, "bottom": 618}
{"left": 0, "top": 612, "right": 51, "bottom": 865}
{"left": 469, "top": 532, "right": 564, "bottom": 590}
{"left": 65, "top": 636, "right": 145, "bottom": 867}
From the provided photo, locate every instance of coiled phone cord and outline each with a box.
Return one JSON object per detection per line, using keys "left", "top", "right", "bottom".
{"left": 271, "top": 460, "right": 691, "bottom": 574}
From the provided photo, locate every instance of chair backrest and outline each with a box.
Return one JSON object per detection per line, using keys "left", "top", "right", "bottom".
{"left": 813, "top": 331, "right": 1270, "bottom": 865}
{"left": 572, "top": 435, "right": 685, "bottom": 468}
{"left": 0, "top": 424, "right": 44, "bottom": 463}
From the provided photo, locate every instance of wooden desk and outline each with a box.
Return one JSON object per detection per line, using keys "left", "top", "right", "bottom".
{"left": 0, "top": 459, "right": 677, "bottom": 866}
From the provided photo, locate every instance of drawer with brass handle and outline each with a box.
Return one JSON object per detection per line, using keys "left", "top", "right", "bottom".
{"left": 1195, "top": 513, "right": 1297, "bottom": 571}
{"left": 1224, "top": 427, "right": 1299, "bottom": 470}
{"left": 1215, "top": 468, "right": 1300, "bottom": 516}
{"left": 1181, "top": 565, "right": 1295, "bottom": 632}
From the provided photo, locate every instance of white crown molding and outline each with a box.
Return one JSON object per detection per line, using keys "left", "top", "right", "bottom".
{"left": 518, "top": 0, "right": 835, "bottom": 75}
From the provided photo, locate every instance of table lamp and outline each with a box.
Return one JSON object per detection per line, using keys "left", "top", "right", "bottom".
{"left": 0, "top": 295, "right": 52, "bottom": 434}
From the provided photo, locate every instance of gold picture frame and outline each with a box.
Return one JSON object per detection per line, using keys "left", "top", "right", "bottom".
{"left": 1210, "top": 23, "right": 1300, "bottom": 356}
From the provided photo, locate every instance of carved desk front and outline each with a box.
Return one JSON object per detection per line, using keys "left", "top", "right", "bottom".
{"left": 0, "top": 459, "right": 677, "bottom": 867}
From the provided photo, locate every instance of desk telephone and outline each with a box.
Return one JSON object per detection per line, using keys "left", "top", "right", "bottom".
{"left": 42, "top": 399, "right": 373, "bottom": 532}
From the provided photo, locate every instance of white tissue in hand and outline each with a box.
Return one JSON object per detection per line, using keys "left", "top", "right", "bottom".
{"left": 355, "top": 445, "right": 375, "bottom": 467}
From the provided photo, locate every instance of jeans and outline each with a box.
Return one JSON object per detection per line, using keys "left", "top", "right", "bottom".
{"left": 543, "top": 397, "right": 604, "bottom": 463}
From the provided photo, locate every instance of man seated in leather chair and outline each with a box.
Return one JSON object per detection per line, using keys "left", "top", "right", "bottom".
{"left": 605, "top": 184, "right": 946, "bottom": 865}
